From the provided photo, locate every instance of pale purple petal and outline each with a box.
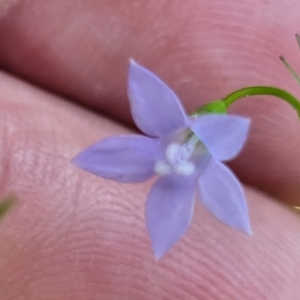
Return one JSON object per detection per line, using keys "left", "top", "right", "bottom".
{"left": 198, "top": 157, "right": 251, "bottom": 234}
{"left": 128, "top": 60, "right": 188, "bottom": 137}
{"left": 145, "top": 174, "right": 196, "bottom": 259}
{"left": 190, "top": 114, "right": 251, "bottom": 161}
{"left": 72, "top": 135, "right": 162, "bottom": 183}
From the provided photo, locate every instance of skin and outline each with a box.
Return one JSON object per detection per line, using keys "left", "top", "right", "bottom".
{"left": 0, "top": 0, "right": 300, "bottom": 299}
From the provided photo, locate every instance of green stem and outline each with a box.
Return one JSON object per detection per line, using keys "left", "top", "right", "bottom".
{"left": 0, "top": 196, "right": 16, "bottom": 221}
{"left": 279, "top": 56, "right": 300, "bottom": 86}
{"left": 222, "top": 86, "right": 300, "bottom": 117}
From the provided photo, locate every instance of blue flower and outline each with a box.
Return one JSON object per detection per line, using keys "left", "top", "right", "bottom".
{"left": 72, "top": 60, "right": 251, "bottom": 259}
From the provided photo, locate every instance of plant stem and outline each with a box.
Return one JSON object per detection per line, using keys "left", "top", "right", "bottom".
{"left": 222, "top": 86, "right": 300, "bottom": 118}
{"left": 0, "top": 196, "right": 16, "bottom": 221}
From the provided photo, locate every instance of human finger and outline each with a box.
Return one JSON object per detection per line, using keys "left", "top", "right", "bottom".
{"left": 0, "top": 70, "right": 300, "bottom": 299}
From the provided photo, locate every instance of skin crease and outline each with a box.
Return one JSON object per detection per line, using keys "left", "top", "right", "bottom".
{"left": 0, "top": 0, "right": 300, "bottom": 299}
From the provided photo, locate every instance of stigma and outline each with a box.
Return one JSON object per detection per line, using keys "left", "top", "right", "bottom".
{"left": 155, "top": 134, "right": 201, "bottom": 176}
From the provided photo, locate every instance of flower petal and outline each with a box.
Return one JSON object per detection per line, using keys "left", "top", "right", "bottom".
{"left": 72, "top": 135, "right": 162, "bottom": 183}
{"left": 198, "top": 157, "right": 251, "bottom": 234}
{"left": 190, "top": 114, "right": 251, "bottom": 161}
{"left": 145, "top": 174, "right": 195, "bottom": 259}
{"left": 128, "top": 60, "right": 188, "bottom": 137}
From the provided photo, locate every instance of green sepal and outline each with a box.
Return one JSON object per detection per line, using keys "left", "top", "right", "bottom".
{"left": 192, "top": 100, "right": 227, "bottom": 116}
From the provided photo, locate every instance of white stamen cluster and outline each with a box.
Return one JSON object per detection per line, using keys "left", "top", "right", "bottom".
{"left": 155, "top": 135, "right": 199, "bottom": 176}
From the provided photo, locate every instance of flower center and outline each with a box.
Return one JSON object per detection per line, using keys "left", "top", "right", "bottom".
{"left": 155, "top": 134, "right": 201, "bottom": 176}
